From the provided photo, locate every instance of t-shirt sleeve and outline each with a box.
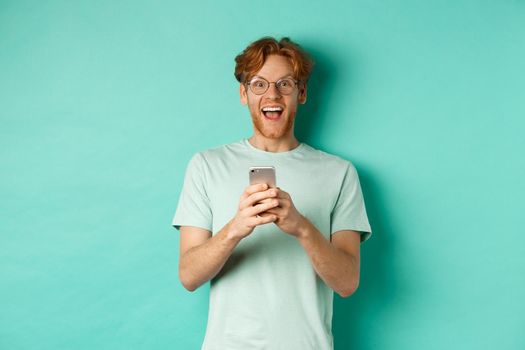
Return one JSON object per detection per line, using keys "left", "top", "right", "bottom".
{"left": 330, "top": 162, "right": 372, "bottom": 243}
{"left": 172, "top": 152, "right": 213, "bottom": 232}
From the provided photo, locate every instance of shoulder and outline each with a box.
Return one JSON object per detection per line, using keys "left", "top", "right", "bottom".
{"left": 303, "top": 143, "right": 357, "bottom": 173}
{"left": 189, "top": 140, "right": 243, "bottom": 165}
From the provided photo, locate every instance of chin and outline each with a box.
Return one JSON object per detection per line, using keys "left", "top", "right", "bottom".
{"left": 250, "top": 112, "right": 295, "bottom": 139}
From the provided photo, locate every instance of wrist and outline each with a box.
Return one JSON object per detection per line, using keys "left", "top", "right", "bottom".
{"left": 225, "top": 220, "right": 243, "bottom": 243}
{"left": 296, "top": 215, "right": 312, "bottom": 240}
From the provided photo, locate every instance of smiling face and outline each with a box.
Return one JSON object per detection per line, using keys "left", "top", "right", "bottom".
{"left": 240, "top": 54, "right": 307, "bottom": 141}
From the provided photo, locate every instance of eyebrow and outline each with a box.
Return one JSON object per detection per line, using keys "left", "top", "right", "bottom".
{"left": 252, "top": 74, "right": 294, "bottom": 80}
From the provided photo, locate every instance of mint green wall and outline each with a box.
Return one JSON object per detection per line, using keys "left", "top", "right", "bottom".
{"left": 1, "top": 1, "right": 524, "bottom": 349}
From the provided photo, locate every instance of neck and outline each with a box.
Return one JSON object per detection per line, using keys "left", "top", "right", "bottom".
{"left": 248, "top": 134, "right": 300, "bottom": 153}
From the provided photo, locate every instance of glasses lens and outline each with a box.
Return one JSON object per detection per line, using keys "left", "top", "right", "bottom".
{"left": 248, "top": 77, "right": 297, "bottom": 95}
{"left": 250, "top": 78, "right": 268, "bottom": 94}
{"left": 277, "top": 78, "right": 295, "bottom": 94}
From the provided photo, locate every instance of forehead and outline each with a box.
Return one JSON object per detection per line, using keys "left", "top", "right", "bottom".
{"left": 253, "top": 54, "right": 294, "bottom": 80}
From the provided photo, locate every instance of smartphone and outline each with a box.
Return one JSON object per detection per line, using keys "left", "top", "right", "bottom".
{"left": 249, "top": 166, "right": 276, "bottom": 188}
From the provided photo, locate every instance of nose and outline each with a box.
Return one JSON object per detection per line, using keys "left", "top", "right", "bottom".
{"left": 265, "top": 82, "right": 282, "bottom": 99}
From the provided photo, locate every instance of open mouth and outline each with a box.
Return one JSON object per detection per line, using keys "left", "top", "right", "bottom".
{"left": 261, "top": 106, "right": 284, "bottom": 120}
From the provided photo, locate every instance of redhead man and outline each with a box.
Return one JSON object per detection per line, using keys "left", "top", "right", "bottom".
{"left": 172, "top": 36, "right": 372, "bottom": 350}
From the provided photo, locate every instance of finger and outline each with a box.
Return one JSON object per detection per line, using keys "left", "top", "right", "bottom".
{"left": 249, "top": 213, "right": 277, "bottom": 226}
{"left": 240, "top": 183, "right": 268, "bottom": 202}
{"left": 253, "top": 198, "right": 271, "bottom": 208}
{"left": 258, "top": 202, "right": 282, "bottom": 215}
{"left": 253, "top": 196, "right": 280, "bottom": 207}
{"left": 240, "top": 191, "right": 269, "bottom": 210}
{"left": 260, "top": 207, "right": 280, "bottom": 215}
{"left": 250, "top": 189, "right": 279, "bottom": 207}
{"left": 240, "top": 188, "right": 277, "bottom": 210}
{"left": 257, "top": 198, "right": 273, "bottom": 204}
{"left": 246, "top": 199, "right": 279, "bottom": 217}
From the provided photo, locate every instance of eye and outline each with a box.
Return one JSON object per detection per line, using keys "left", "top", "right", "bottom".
{"left": 279, "top": 79, "right": 293, "bottom": 87}
{"left": 253, "top": 80, "right": 265, "bottom": 88}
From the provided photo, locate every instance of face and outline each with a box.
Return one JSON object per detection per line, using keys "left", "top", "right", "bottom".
{"left": 240, "top": 54, "right": 307, "bottom": 140}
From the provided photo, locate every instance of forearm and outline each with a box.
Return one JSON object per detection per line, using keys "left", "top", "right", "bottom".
{"left": 297, "top": 219, "right": 360, "bottom": 297}
{"left": 179, "top": 221, "right": 241, "bottom": 291}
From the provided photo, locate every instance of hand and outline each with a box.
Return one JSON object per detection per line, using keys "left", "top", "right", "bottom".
{"left": 228, "top": 183, "right": 280, "bottom": 240}
{"left": 258, "top": 187, "right": 308, "bottom": 238}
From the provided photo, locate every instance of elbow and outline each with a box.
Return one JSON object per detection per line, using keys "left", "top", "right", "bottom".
{"left": 181, "top": 279, "right": 197, "bottom": 292}
{"left": 338, "top": 279, "right": 359, "bottom": 298}
{"left": 179, "top": 267, "right": 198, "bottom": 292}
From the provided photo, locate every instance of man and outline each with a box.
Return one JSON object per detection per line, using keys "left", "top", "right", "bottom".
{"left": 172, "top": 36, "right": 372, "bottom": 350}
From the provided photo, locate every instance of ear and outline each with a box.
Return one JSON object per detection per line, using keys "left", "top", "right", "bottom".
{"left": 240, "top": 83, "right": 248, "bottom": 105}
{"left": 298, "top": 83, "right": 307, "bottom": 104}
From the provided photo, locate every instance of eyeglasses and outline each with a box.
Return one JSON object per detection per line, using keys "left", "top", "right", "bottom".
{"left": 245, "top": 76, "right": 300, "bottom": 95}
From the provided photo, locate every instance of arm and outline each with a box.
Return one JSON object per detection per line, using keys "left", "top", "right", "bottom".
{"left": 259, "top": 187, "right": 362, "bottom": 298}
{"left": 179, "top": 223, "right": 241, "bottom": 292}
{"left": 178, "top": 183, "right": 279, "bottom": 292}
{"left": 297, "top": 219, "right": 361, "bottom": 298}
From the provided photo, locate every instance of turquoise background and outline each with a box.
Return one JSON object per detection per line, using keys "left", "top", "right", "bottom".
{"left": 1, "top": 1, "right": 524, "bottom": 349}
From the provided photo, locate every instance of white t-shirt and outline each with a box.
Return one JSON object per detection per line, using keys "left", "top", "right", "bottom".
{"left": 172, "top": 138, "right": 372, "bottom": 350}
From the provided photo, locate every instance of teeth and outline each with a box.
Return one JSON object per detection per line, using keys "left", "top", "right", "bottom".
{"left": 262, "top": 107, "right": 283, "bottom": 112}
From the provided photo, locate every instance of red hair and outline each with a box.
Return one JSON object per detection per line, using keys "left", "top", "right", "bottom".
{"left": 234, "top": 36, "right": 315, "bottom": 86}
